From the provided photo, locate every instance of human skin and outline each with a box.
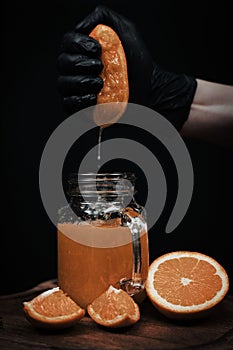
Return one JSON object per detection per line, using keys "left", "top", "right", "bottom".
{"left": 181, "top": 79, "right": 233, "bottom": 148}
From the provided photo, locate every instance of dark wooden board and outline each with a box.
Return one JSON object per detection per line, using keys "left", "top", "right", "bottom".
{"left": 1, "top": 280, "right": 233, "bottom": 350}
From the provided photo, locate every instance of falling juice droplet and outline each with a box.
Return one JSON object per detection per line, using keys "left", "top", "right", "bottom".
{"left": 97, "top": 126, "right": 103, "bottom": 170}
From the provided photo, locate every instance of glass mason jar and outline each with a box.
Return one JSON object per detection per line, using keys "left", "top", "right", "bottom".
{"left": 57, "top": 173, "right": 149, "bottom": 308}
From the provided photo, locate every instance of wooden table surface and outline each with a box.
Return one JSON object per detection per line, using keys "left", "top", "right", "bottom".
{"left": 0, "top": 280, "right": 233, "bottom": 350}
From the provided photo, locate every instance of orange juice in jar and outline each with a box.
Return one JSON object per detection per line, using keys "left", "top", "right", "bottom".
{"left": 57, "top": 173, "right": 149, "bottom": 308}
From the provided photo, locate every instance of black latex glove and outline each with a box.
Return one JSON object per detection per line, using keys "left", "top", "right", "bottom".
{"left": 57, "top": 5, "right": 197, "bottom": 130}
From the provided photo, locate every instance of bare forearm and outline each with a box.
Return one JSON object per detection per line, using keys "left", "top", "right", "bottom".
{"left": 181, "top": 79, "right": 233, "bottom": 147}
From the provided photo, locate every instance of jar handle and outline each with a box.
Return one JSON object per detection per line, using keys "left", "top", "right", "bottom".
{"left": 129, "top": 216, "right": 143, "bottom": 285}
{"left": 119, "top": 208, "right": 146, "bottom": 297}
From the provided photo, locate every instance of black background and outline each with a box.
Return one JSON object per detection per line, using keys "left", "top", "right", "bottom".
{"left": 2, "top": 0, "right": 233, "bottom": 295}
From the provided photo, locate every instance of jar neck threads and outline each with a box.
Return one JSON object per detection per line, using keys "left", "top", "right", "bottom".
{"left": 67, "top": 173, "right": 136, "bottom": 204}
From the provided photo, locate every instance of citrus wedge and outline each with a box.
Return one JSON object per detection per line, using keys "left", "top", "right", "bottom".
{"left": 89, "top": 24, "right": 129, "bottom": 127}
{"left": 23, "top": 287, "right": 85, "bottom": 329}
{"left": 146, "top": 251, "right": 229, "bottom": 320}
{"left": 87, "top": 285, "right": 140, "bottom": 328}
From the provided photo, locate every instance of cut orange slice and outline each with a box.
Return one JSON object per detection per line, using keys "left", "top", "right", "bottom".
{"left": 87, "top": 285, "right": 140, "bottom": 328}
{"left": 89, "top": 24, "right": 129, "bottom": 127}
{"left": 146, "top": 251, "right": 229, "bottom": 320}
{"left": 23, "top": 287, "right": 85, "bottom": 329}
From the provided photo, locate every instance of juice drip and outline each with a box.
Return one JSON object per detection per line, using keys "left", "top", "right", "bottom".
{"left": 97, "top": 126, "right": 103, "bottom": 170}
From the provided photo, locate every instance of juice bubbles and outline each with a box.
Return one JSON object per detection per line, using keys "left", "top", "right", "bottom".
{"left": 57, "top": 173, "right": 149, "bottom": 308}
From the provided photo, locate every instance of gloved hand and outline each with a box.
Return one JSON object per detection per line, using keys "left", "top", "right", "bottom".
{"left": 57, "top": 5, "right": 197, "bottom": 130}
